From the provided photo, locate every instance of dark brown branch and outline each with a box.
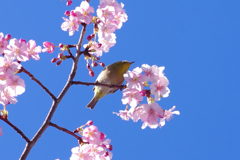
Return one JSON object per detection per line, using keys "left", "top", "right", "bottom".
{"left": 49, "top": 122, "right": 82, "bottom": 142}
{"left": 67, "top": 47, "right": 75, "bottom": 60}
{"left": 19, "top": 24, "right": 88, "bottom": 160}
{"left": 0, "top": 116, "right": 30, "bottom": 143}
{"left": 71, "top": 81, "right": 126, "bottom": 89}
{"left": 21, "top": 67, "right": 57, "bottom": 101}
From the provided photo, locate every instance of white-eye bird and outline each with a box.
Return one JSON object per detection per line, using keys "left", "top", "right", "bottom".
{"left": 86, "top": 60, "right": 134, "bottom": 109}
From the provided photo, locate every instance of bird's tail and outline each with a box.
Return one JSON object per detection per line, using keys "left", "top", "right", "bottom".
{"left": 86, "top": 96, "right": 99, "bottom": 109}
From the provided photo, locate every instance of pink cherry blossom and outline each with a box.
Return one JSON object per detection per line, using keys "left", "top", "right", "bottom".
{"left": 42, "top": 41, "right": 55, "bottom": 53}
{"left": 84, "top": 41, "right": 103, "bottom": 57}
{"left": 70, "top": 144, "right": 112, "bottom": 160}
{"left": 97, "top": 32, "right": 116, "bottom": 52}
{"left": 26, "top": 40, "right": 42, "bottom": 60}
{"left": 94, "top": 0, "right": 127, "bottom": 53}
{"left": 97, "top": 0, "right": 127, "bottom": 31}
{"left": 61, "top": 17, "right": 80, "bottom": 36}
{"left": 4, "top": 38, "right": 29, "bottom": 61}
{"left": 160, "top": 106, "right": 180, "bottom": 127}
{"left": 5, "top": 75, "right": 25, "bottom": 96}
{"left": 121, "top": 88, "right": 143, "bottom": 107}
{"left": 138, "top": 103, "right": 164, "bottom": 129}
{"left": 141, "top": 64, "right": 159, "bottom": 81}
{"left": 70, "top": 146, "right": 92, "bottom": 160}
{"left": 61, "top": 1, "right": 94, "bottom": 36}
{"left": 0, "top": 33, "right": 8, "bottom": 54}
{"left": 74, "top": 1, "right": 94, "bottom": 24}
{"left": 82, "top": 125, "right": 106, "bottom": 145}
{"left": 71, "top": 122, "right": 113, "bottom": 160}
{"left": 113, "top": 109, "right": 130, "bottom": 121}
{"left": 0, "top": 87, "right": 17, "bottom": 105}
{"left": 0, "top": 57, "right": 21, "bottom": 75}
{"left": 150, "top": 77, "right": 170, "bottom": 101}
{"left": 124, "top": 67, "right": 146, "bottom": 90}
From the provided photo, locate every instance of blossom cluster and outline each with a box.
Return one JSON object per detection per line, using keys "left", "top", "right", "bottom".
{"left": 61, "top": 0, "right": 127, "bottom": 58}
{"left": 61, "top": 1, "right": 94, "bottom": 36}
{"left": 70, "top": 121, "right": 112, "bottom": 160}
{"left": 0, "top": 33, "right": 51, "bottom": 108}
{"left": 114, "top": 64, "right": 180, "bottom": 129}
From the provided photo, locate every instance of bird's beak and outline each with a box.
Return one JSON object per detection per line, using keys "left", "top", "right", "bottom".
{"left": 130, "top": 61, "right": 134, "bottom": 64}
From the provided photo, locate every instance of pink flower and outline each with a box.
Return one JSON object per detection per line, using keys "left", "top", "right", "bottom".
{"left": 160, "top": 106, "right": 180, "bottom": 127}
{"left": 113, "top": 109, "right": 130, "bottom": 121}
{"left": 138, "top": 103, "right": 164, "bottom": 129}
{"left": 97, "top": 0, "right": 127, "bottom": 31}
{"left": 61, "top": 17, "right": 80, "bottom": 36}
{"left": 150, "top": 77, "right": 170, "bottom": 101}
{"left": 121, "top": 88, "right": 143, "bottom": 107}
{"left": 70, "top": 146, "right": 92, "bottom": 160}
{"left": 94, "top": 0, "right": 127, "bottom": 53}
{"left": 4, "top": 38, "right": 29, "bottom": 61}
{"left": 5, "top": 75, "right": 25, "bottom": 96}
{"left": 0, "top": 87, "right": 17, "bottom": 105}
{"left": 70, "top": 144, "right": 112, "bottom": 160}
{"left": 97, "top": 32, "right": 116, "bottom": 52}
{"left": 0, "top": 57, "right": 21, "bottom": 75}
{"left": 26, "top": 40, "right": 42, "bottom": 60}
{"left": 0, "top": 33, "right": 8, "bottom": 54}
{"left": 124, "top": 67, "right": 146, "bottom": 90}
{"left": 141, "top": 64, "right": 159, "bottom": 81}
{"left": 61, "top": 1, "right": 94, "bottom": 36}
{"left": 74, "top": 1, "right": 94, "bottom": 24}
{"left": 82, "top": 125, "right": 106, "bottom": 145}
{"left": 42, "top": 41, "right": 54, "bottom": 53}
{"left": 84, "top": 41, "right": 103, "bottom": 57}
{"left": 71, "top": 121, "right": 113, "bottom": 160}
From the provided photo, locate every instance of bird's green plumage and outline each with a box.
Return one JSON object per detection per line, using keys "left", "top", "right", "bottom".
{"left": 86, "top": 61, "right": 133, "bottom": 109}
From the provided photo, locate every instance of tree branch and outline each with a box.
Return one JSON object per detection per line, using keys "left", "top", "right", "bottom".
{"left": 21, "top": 67, "right": 57, "bottom": 101}
{"left": 19, "top": 24, "right": 88, "bottom": 160}
{"left": 71, "top": 81, "right": 126, "bottom": 90}
{"left": 66, "top": 47, "right": 75, "bottom": 60}
{"left": 0, "top": 116, "right": 30, "bottom": 143}
{"left": 49, "top": 122, "right": 82, "bottom": 142}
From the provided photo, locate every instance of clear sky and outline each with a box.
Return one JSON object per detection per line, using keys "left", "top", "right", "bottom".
{"left": 0, "top": 0, "right": 239, "bottom": 160}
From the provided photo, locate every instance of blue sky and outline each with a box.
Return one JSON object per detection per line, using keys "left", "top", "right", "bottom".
{"left": 0, "top": 0, "right": 239, "bottom": 159}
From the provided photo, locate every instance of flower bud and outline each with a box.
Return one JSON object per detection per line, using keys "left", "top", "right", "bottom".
{"left": 91, "top": 61, "right": 98, "bottom": 67}
{"left": 99, "top": 62, "right": 105, "bottom": 67}
{"left": 87, "top": 34, "right": 95, "bottom": 41}
{"left": 89, "top": 70, "right": 94, "bottom": 77}
{"left": 56, "top": 60, "right": 62, "bottom": 66}
{"left": 86, "top": 120, "right": 94, "bottom": 126}
{"left": 106, "top": 144, "right": 113, "bottom": 151}
{"left": 66, "top": 0, "right": 72, "bottom": 6}
{"left": 51, "top": 58, "right": 59, "bottom": 63}
{"left": 58, "top": 43, "right": 64, "bottom": 48}
{"left": 86, "top": 63, "right": 91, "bottom": 69}
{"left": 64, "top": 10, "right": 70, "bottom": 16}
{"left": 19, "top": 39, "right": 26, "bottom": 43}
{"left": 70, "top": 10, "right": 77, "bottom": 17}
{"left": 5, "top": 34, "right": 11, "bottom": 40}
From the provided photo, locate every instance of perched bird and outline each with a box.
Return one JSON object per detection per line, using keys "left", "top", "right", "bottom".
{"left": 86, "top": 60, "right": 134, "bottom": 109}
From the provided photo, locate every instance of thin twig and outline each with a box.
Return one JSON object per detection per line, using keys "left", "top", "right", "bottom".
{"left": 49, "top": 122, "right": 82, "bottom": 142}
{"left": 67, "top": 47, "right": 75, "bottom": 60}
{"left": 71, "top": 81, "right": 126, "bottom": 89}
{"left": 19, "top": 24, "right": 88, "bottom": 160}
{"left": 76, "top": 24, "right": 87, "bottom": 56}
{"left": 0, "top": 116, "right": 30, "bottom": 143}
{"left": 21, "top": 67, "right": 57, "bottom": 101}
